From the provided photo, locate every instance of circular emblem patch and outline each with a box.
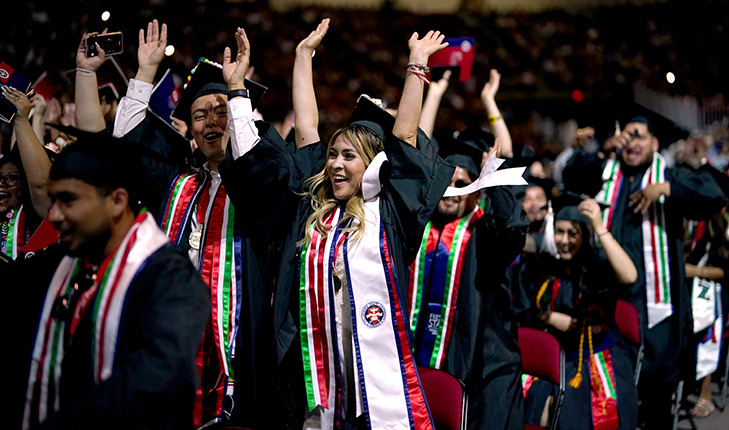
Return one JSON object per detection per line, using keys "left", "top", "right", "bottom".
{"left": 460, "top": 40, "right": 472, "bottom": 52}
{"left": 0, "top": 69, "right": 8, "bottom": 79}
{"left": 361, "top": 301, "right": 386, "bottom": 328}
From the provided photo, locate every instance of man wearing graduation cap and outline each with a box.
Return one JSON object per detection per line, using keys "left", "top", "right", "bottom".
{"left": 97, "top": 21, "right": 273, "bottom": 429}
{"left": 19, "top": 129, "right": 209, "bottom": 430}
{"left": 407, "top": 136, "right": 529, "bottom": 430}
{"left": 563, "top": 116, "right": 726, "bottom": 428}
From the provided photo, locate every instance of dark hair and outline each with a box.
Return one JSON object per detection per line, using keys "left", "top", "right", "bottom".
{"left": 627, "top": 116, "right": 656, "bottom": 137}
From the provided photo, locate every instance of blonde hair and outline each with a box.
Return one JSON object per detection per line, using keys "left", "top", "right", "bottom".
{"left": 300, "top": 123, "right": 384, "bottom": 246}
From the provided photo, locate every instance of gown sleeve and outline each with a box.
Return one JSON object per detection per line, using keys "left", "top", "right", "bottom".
{"left": 666, "top": 165, "right": 726, "bottom": 220}
{"left": 380, "top": 130, "right": 455, "bottom": 263}
{"left": 218, "top": 122, "right": 326, "bottom": 244}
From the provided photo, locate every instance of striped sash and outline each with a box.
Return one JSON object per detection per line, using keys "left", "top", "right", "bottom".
{"left": 299, "top": 152, "right": 434, "bottom": 429}
{"left": 2, "top": 204, "right": 25, "bottom": 259}
{"left": 589, "top": 350, "right": 620, "bottom": 430}
{"left": 160, "top": 171, "right": 243, "bottom": 427}
{"left": 596, "top": 154, "right": 672, "bottom": 328}
{"left": 23, "top": 211, "right": 168, "bottom": 430}
{"left": 408, "top": 206, "right": 483, "bottom": 369}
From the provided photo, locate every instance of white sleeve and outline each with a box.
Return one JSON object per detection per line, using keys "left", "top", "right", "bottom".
{"left": 228, "top": 96, "right": 261, "bottom": 160}
{"left": 112, "top": 79, "right": 154, "bottom": 138}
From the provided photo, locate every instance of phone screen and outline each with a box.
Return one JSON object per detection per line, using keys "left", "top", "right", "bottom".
{"left": 86, "top": 32, "right": 124, "bottom": 57}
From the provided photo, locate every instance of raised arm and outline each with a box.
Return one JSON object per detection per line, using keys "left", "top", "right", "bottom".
{"left": 2, "top": 88, "right": 51, "bottom": 217}
{"left": 112, "top": 20, "right": 167, "bottom": 138}
{"left": 579, "top": 198, "right": 637, "bottom": 284}
{"left": 481, "top": 69, "right": 513, "bottom": 158}
{"left": 418, "top": 70, "right": 450, "bottom": 138}
{"left": 74, "top": 32, "right": 108, "bottom": 132}
{"left": 292, "top": 18, "right": 329, "bottom": 148}
{"left": 393, "top": 31, "right": 447, "bottom": 147}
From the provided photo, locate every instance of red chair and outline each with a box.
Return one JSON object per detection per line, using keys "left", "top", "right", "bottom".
{"left": 614, "top": 299, "right": 644, "bottom": 385}
{"left": 518, "top": 327, "right": 565, "bottom": 430}
{"left": 418, "top": 367, "right": 468, "bottom": 430}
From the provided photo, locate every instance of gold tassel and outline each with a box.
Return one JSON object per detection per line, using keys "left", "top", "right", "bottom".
{"left": 569, "top": 319, "right": 587, "bottom": 388}
{"left": 569, "top": 372, "right": 583, "bottom": 388}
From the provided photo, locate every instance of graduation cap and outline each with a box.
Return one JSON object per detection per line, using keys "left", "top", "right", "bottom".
{"left": 348, "top": 94, "right": 395, "bottom": 140}
{"left": 526, "top": 176, "right": 557, "bottom": 201}
{"left": 65, "top": 57, "right": 128, "bottom": 102}
{"left": 453, "top": 125, "right": 495, "bottom": 152}
{"left": 438, "top": 136, "right": 485, "bottom": 181}
{"left": 347, "top": 93, "right": 441, "bottom": 158}
{"left": 171, "top": 58, "right": 266, "bottom": 126}
{"left": 699, "top": 163, "right": 729, "bottom": 203}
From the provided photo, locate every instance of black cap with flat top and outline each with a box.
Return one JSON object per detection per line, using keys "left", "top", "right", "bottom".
{"left": 171, "top": 59, "right": 266, "bottom": 126}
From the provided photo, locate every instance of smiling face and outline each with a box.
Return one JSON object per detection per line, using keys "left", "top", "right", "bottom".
{"left": 190, "top": 93, "right": 228, "bottom": 166}
{"left": 621, "top": 122, "right": 659, "bottom": 167}
{"left": 554, "top": 220, "right": 583, "bottom": 261}
{"left": 437, "top": 166, "right": 479, "bottom": 222}
{"left": 48, "top": 178, "right": 114, "bottom": 256}
{"left": 327, "top": 135, "right": 367, "bottom": 201}
{"left": 523, "top": 186, "right": 548, "bottom": 223}
{"left": 0, "top": 161, "right": 23, "bottom": 215}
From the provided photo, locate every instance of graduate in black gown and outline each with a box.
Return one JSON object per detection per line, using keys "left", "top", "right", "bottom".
{"left": 220, "top": 20, "right": 453, "bottom": 429}
{"left": 18, "top": 131, "right": 209, "bottom": 430}
{"left": 406, "top": 136, "right": 528, "bottom": 430}
{"left": 515, "top": 199, "right": 639, "bottom": 430}
{"left": 562, "top": 117, "right": 726, "bottom": 428}
{"left": 73, "top": 21, "right": 276, "bottom": 429}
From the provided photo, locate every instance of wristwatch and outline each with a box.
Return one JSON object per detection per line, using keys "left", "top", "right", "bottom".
{"left": 228, "top": 88, "right": 249, "bottom": 100}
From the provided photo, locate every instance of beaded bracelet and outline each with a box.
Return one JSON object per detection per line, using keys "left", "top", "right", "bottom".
{"left": 407, "top": 63, "right": 430, "bottom": 84}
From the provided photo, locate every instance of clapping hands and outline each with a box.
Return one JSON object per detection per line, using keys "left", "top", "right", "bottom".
{"left": 223, "top": 28, "right": 251, "bottom": 90}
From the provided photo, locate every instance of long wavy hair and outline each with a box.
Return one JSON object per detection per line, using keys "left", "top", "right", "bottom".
{"left": 300, "top": 123, "right": 385, "bottom": 246}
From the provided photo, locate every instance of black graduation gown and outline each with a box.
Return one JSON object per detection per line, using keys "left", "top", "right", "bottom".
{"left": 434, "top": 186, "right": 528, "bottom": 430}
{"left": 120, "top": 117, "right": 278, "bottom": 429}
{"left": 13, "top": 243, "right": 209, "bottom": 430}
{"left": 563, "top": 149, "right": 726, "bottom": 382}
{"left": 514, "top": 253, "right": 639, "bottom": 430}
{"left": 220, "top": 129, "right": 454, "bottom": 429}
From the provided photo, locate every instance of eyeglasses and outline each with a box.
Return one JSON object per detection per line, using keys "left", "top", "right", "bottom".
{"left": 0, "top": 173, "right": 21, "bottom": 187}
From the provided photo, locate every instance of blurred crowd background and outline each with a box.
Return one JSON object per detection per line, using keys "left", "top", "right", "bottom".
{"left": 3, "top": 0, "right": 729, "bottom": 172}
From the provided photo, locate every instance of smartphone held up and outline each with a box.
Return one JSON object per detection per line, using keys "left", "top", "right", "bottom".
{"left": 86, "top": 32, "right": 123, "bottom": 57}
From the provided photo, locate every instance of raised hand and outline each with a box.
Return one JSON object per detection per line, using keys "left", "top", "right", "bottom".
{"left": 30, "top": 93, "right": 48, "bottom": 116}
{"left": 223, "top": 27, "right": 250, "bottom": 90}
{"left": 407, "top": 30, "right": 448, "bottom": 64}
{"left": 136, "top": 20, "right": 167, "bottom": 83}
{"left": 429, "top": 69, "right": 451, "bottom": 97}
{"left": 481, "top": 69, "right": 501, "bottom": 101}
{"left": 578, "top": 198, "right": 603, "bottom": 229}
{"left": 1, "top": 87, "right": 31, "bottom": 121}
{"left": 296, "top": 18, "right": 329, "bottom": 57}
{"left": 76, "top": 31, "right": 106, "bottom": 72}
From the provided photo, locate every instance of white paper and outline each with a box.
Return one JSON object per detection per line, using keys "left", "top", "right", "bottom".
{"left": 443, "top": 152, "right": 527, "bottom": 197}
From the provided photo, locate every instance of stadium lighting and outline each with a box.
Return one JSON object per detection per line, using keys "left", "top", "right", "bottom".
{"left": 666, "top": 72, "right": 675, "bottom": 84}
{"left": 165, "top": 45, "right": 175, "bottom": 56}
{"left": 101, "top": 11, "right": 111, "bottom": 22}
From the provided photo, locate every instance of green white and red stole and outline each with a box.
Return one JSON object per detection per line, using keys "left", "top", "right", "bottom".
{"left": 160, "top": 170, "right": 242, "bottom": 428}
{"left": 696, "top": 284, "right": 723, "bottom": 380}
{"left": 407, "top": 205, "right": 483, "bottom": 369}
{"left": 596, "top": 153, "right": 671, "bottom": 328}
{"left": 1, "top": 204, "right": 25, "bottom": 259}
{"left": 22, "top": 211, "right": 168, "bottom": 430}
{"left": 589, "top": 349, "right": 620, "bottom": 430}
{"left": 299, "top": 152, "right": 434, "bottom": 429}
